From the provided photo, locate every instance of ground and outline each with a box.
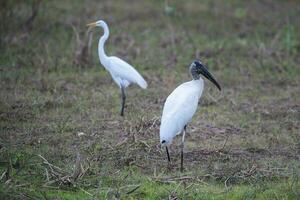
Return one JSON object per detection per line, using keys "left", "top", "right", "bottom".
{"left": 0, "top": 0, "right": 300, "bottom": 199}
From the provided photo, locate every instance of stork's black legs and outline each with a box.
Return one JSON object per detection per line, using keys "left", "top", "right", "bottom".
{"left": 164, "top": 125, "right": 187, "bottom": 171}
{"left": 181, "top": 125, "right": 187, "bottom": 172}
{"left": 120, "top": 85, "right": 126, "bottom": 116}
{"left": 166, "top": 146, "right": 171, "bottom": 163}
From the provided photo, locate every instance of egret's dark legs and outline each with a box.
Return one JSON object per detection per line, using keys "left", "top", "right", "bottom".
{"left": 120, "top": 85, "right": 126, "bottom": 116}
{"left": 181, "top": 125, "right": 187, "bottom": 172}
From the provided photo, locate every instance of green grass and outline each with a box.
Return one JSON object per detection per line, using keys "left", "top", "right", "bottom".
{"left": 1, "top": 0, "right": 300, "bottom": 199}
{"left": 1, "top": 169, "right": 299, "bottom": 199}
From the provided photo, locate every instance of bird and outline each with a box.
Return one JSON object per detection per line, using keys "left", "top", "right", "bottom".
{"left": 159, "top": 60, "right": 221, "bottom": 171}
{"left": 87, "top": 20, "right": 147, "bottom": 116}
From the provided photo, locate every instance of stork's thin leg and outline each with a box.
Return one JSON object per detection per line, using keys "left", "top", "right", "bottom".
{"left": 181, "top": 125, "right": 187, "bottom": 172}
{"left": 166, "top": 146, "right": 171, "bottom": 163}
{"left": 120, "top": 85, "right": 126, "bottom": 116}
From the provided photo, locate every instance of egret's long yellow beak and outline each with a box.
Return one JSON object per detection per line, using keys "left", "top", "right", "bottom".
{"left": 86, "top": 21, "right": 97, "bottom": 27}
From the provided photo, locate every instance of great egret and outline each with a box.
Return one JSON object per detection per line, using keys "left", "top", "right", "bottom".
{"left": 160, "top": 60, "right": 221, "bottom": 171}
{"left": 87, "top": 20, "right": 147, "bottom": 116}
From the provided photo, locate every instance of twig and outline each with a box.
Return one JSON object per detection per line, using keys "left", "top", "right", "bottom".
{"left": 15, "top": 183, "right": 30, "bottom": 187}
{"left": 126, "top": 185, "right": 140, "bottom": 195}
{"left": 42, "top": 185, "right": 60, "bottom": 189}
{"left": 38, "top": 154, "right": 67, "bottom": 173}
{"left": 72, "top": 152, "right": 82, "bottom": 181}
{"left": 207, "top": 93, "right": 218, "bottom": 104}
{"left": 139, "top": 140, "right": 150, "bottom": 148}
{"left": 116, "top": 138, "right": 128, "bottom": 147}
{"left": 105, "top": 188, "right": 113, "bottom": 199}
{"left": 45, "top": 168, "right": 49, "bottom": 182}
{"left": 218, "top": 136, "right": 229, "bottom": 152}
{"left": 149, "top": 116, "right": 160, "bottom": 130}
{"left": 153, "top": 176, "right": 194, "bottom": 183}
{"left": 79, "top": 187, "right": 93, "bottom": 196}
{"left": 224, "top": 176, "right": 231, "bottom": 191}
{"left": 0, "top": 171, "right": 6, "bottom": 181}
{"left": 196, "top": 177, "right": 209, "bottom": 185}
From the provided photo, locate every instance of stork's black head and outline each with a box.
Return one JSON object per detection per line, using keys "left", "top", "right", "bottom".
{"left": 190, "top": 60, "right": 221, "bottom": 91}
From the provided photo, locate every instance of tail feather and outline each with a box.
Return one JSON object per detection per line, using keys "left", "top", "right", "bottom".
{"left": 136, "top": 76, "right": 147, "bottom": 89}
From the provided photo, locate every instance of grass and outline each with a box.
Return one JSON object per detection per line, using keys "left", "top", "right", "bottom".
{"left": 1, "top": 0, "right": 300, "bottom": 199}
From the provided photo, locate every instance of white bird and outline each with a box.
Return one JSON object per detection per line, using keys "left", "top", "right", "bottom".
{"left": 160, "top": 60, "right": 221, "bottom": 171}
{"left": 87, "top": 20, "right": 147, "bottom": 116}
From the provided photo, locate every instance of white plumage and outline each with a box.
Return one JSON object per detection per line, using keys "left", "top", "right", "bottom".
{"left": 103, "top": 56, "right": 147, "bottom": 89}
{"left": 87, "top": 20, "right": 147, "bottom": 116}
{"left": 159, "top": 60, "right": 221, "bottom": 171}
{"left": 160, "top": 79, "right": 203, "bottom": 144}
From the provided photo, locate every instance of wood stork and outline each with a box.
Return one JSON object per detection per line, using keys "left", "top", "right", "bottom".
{"left": 160, "top": 60, "right": 221, "bottom": 171}
{"left": 87, "top": 20, "right": 147, "bottom": 116}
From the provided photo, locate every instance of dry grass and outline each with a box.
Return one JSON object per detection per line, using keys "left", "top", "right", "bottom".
{"left": 0, "top": 0, "right": 300, "bottom": 199}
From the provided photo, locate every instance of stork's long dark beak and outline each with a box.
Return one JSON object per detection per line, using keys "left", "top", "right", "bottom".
{"left": 200, "top": 65, "right": 221, "bottom": 91}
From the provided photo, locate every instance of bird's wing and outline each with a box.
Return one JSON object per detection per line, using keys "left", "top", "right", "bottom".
{"left": 162, "top": 81, "right": 202, "bottom": 131}
{"left": 163, "top": 82, "right": 196, "bottom": 116}
{"left": 107, "top": 56, "right": 147, "bottom": 89}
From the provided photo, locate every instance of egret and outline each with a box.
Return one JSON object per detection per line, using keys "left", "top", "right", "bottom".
{"left": 87, "top": 20, "right": 147, "bottom": 116}
{"left": 160, "top": 60, "right": 221, "bottom": 171}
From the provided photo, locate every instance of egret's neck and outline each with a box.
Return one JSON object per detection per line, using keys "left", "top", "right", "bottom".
{"left": 98, "top": 23, "right": 109, "bottom": 63}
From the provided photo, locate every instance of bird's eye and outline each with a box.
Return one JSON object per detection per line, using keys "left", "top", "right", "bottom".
{"left": 161, "top": 140, "right": 166, "bottom": 144}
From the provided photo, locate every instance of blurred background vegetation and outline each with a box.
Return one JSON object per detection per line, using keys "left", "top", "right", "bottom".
{"left": 0, "top": 0, "right": 300, "bottom": 199}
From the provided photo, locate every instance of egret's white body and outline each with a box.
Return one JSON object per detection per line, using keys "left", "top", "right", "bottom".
{"left": 100, "top": 56, "right": 147, "bottom": 89}
{"left": 97, "top": 22, "right": 147, "bottom": 89}
{"left": 160, "top": 79, "right": 203, "bottom": 145}
{"left": 88, "top": 20, "right": 147, "bottom": 116}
